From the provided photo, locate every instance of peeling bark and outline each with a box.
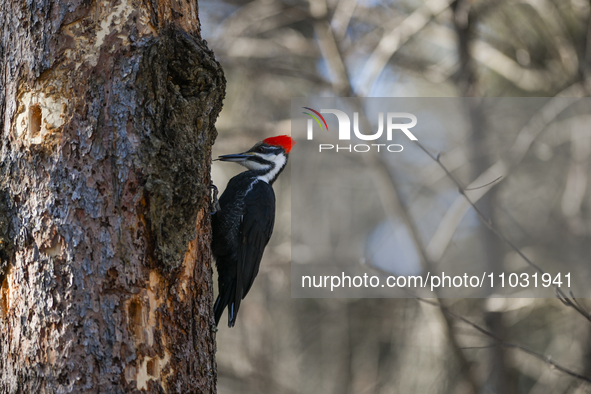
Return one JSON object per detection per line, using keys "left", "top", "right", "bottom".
{"left": 0, "top": 0, "right": 225, "bottom": 392}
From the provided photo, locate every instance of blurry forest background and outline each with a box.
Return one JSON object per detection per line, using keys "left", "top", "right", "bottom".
{"left": 203, "top": 0, "right": 591, "bottom": 393}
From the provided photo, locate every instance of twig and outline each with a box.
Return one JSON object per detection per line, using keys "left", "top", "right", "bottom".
{"left": 426, "top": 90, "right": 582, "bottom": 263}
{"left": 464, "top": 175, "right": 502, "bottom": 191}
{"left": 415, "top": 140, "right": 591, "bottom": 323}
{"left": 417, "top": 297, "right": 591, "bottom": 384}
{"left": 364, "top": 264, "right": 591, "bottom": 385}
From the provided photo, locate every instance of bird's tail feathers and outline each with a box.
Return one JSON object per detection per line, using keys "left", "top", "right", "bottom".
{"left": 214, "top": 279, "right": 242, "bottom": 327}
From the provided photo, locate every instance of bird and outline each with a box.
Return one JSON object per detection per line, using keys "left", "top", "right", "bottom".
{"left": 211, "top": 135, "right": 296, "bottom": 327}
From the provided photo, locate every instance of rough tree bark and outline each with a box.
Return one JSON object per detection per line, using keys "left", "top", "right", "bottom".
{"left": 0, "top": 0, "right": 225, "bottom": 392}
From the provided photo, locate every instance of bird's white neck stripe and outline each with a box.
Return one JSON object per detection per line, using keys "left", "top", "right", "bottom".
{"left": 245, "top": 178, "right": 259, "bottom": 195}
{"left": 258, "top": 154, "right": 287, "bottom": 183}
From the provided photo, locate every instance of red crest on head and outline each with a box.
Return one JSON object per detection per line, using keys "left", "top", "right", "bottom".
{"left": 262, "top": 135, "right": 296, "bottom": 153}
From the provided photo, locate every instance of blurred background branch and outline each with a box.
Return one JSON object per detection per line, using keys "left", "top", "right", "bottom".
{"left": 203, "top": 0, "right": 591, "bottom": 392}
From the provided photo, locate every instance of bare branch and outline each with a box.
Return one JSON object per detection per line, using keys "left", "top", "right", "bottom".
{"left": 416, "top": 140, "right": 591, "bottom": 323}
{"left": 332, "top": 0, "right": 358, "bottom": 41}
{"left": 358, "top": 0, "right": 454, "bottom": 96}
{"left": 426, "top": 89, "right": 583, "bottom": 263}
{"left": 417, "top": 297, "right": 591, "bottom": 384}
{"left": 427, "top": 24, "right": 562, "bottom": 91}
{"left": 464, "top": 175, "right": 503, "bottom": 191}
{"left": 365, "top": 261, "right": 591, "bottom": 385}
{"left": 310, "top": 0, "right": 353, "bottom": 95}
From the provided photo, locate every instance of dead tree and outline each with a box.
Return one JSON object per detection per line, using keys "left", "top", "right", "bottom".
{"left": 0, "top": 0, "right": 225, "bottom": 392}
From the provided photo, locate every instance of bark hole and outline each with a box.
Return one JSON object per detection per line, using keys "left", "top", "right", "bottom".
{"left": 0, "top": 275, "right": 8, "bottom": 318}
{"left": 147, "top": 359, "right": 156, "bottom": 376}
{"left": 128, "top": 299, "right": 144, "bottom": 340}
{"left": 28, "top": 104, "right": 42, "bottom": 137}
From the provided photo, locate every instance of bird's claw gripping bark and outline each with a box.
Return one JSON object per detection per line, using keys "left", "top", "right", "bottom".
{"left": 210, "top": 184, "right": 221, "bottom": 215}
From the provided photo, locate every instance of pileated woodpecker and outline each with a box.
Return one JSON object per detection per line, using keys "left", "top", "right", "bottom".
{"left": 212, "top": 135, "right": 296, "bottom": 327}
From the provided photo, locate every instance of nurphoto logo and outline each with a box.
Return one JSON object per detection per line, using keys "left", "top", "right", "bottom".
{"left": 302, "top": 107, "right": 418, "bottom": 153}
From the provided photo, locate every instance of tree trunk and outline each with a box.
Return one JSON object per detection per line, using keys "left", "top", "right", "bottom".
{"left": 0, "top": 0, "right": 225, "bottom": 392}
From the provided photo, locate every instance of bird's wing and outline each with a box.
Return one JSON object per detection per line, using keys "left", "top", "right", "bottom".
{"left": 235, "top": 182, "right": 276, "bottom": 312}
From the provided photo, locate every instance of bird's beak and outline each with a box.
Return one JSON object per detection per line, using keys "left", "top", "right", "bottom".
{"left": 215, "top": 152, "right": 253, "bottom": 162}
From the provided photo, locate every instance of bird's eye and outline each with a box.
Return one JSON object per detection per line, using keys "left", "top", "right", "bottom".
{"left": 257, "top": 147, "right": 265, "bottom": 153}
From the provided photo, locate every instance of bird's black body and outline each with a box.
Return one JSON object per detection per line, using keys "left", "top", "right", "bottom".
{"left": 212, "top": 175, "right": 275, "bottom": 326}
{"left": 211, "top": 135, "right": 294, "bottom": 327}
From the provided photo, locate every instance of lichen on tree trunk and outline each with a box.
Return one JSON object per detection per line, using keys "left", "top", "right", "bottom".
{"left": 0, "top": 0, "right": 225, "bottom": 392}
